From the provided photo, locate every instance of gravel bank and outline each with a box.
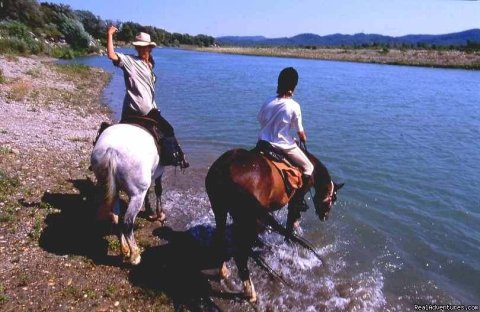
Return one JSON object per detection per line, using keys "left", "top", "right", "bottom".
{"left": 0, "top": 55, "right": 178, "bottom": 311}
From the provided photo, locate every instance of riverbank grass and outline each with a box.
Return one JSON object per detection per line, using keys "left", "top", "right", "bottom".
{"left": 195, "top": 46, "right": 480, "bottom": 70}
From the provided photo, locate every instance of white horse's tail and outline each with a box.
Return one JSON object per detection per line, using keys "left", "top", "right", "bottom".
{"left": 94, "top": 148, "right": 118, "bottom": 221}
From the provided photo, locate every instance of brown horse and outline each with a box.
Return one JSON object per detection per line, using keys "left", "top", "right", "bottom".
{"left": 205, "top": 146, "right": 343, "bottom": 302}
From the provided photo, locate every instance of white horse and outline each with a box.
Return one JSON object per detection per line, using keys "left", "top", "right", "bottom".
{"left": 90, "top": 123, "right": 165, "bottom": 265}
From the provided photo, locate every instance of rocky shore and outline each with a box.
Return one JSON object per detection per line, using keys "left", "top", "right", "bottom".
{"left": 195, "top": 46, "right": 480, "bottom": 69}
{"left": 0, "top": 56, "right": 175, "bottom": 311}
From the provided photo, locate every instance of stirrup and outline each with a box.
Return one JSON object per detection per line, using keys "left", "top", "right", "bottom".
{"left": 179, "top": 158, "right": 190, "bottom": 169}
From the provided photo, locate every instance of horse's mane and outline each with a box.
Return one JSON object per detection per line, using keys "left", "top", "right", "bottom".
{"left": 303, "top": 149, "right": 330, "bottom": 187}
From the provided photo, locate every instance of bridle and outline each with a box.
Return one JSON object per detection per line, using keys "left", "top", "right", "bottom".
{"left": 323, "top": 181, "right": 335, "bottom": 205}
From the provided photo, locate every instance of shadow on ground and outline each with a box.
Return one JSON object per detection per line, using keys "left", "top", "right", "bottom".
{"left": 36, "top": 178, "right": 244, "bottom": 310}
{"left": 38, "top": 178, "right": 119, "bottom": 265}
{"left": 129, "top": 225, "right": 246, "bottom": 311}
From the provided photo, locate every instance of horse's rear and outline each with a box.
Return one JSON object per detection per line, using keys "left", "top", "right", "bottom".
{"left": 90, "top": 124, "right": 163, "bottom": 264}
{"left": 206, "top": 148, "right": 289, "bottom": 210}
{"left": 206, "top": 148, "right": 288, "bottom": 302}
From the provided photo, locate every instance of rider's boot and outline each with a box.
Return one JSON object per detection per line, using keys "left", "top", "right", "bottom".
{"left": 150, "top": 109, "right": 189, "bottom": 169}
{"left": 289, "top": 174, "right": 311, "bottom": 212}
{"left": 160, "top": 136, "right": 190, "bottom": 169}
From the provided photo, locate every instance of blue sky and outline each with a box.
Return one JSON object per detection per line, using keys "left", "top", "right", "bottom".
{"left": 48, "top": 0, "right": 480, "bottom": 37}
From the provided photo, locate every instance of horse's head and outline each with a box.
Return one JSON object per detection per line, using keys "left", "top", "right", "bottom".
{"left": 307, "top": 153, "right": 344, "bottom": 221}
{"left": 312, "top": 180, "right": 344, "bottom": 221}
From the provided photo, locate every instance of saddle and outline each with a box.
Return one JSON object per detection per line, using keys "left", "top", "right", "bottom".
{"left": 120, "top": 113, "right": 162, "bottom": 154}
{"left": 253, "top": 140, "right": 303, "bottom": 195}
{"left": 92, "top": 115, "right": 161, "bottom": 151}
{"left": 93, "top": 110, "right": 188, "bottom": 168}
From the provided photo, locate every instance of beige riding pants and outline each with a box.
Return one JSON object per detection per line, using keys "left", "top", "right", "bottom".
{"left": 282, "top": 145, "right": 314, "bottom": 176}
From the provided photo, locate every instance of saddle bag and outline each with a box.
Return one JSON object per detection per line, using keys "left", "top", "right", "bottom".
{"left": 160, "top": 136, "right": 187, "bottom": 167}
{"left": 253, "top": 140, "right": 303, "bottom": 195}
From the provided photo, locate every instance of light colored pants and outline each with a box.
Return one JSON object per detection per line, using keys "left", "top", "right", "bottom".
{"left": 282, "top": 145, "right": 314, "bottom": 176}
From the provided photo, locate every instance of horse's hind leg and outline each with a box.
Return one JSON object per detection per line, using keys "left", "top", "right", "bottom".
{"left": 212, "top": 203, "right": 229, "bottom": 279}
{"left": 286, "top": 202, "right": 302, "bottom": 237}
{"left": 96, "top": 180, "right": 117, "bottom": 223}
{"left": 122, "top": 191, "right": 147, "bottom": 265}
{"left": 233, "top": 215, "right": 258, "bottom": 303}
{"left": 148, "top": 176, "right": 166, "bottom": 223}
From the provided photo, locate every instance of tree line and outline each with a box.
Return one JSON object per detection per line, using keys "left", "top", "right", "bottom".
{"left": 0, "top": 0, "right": 215, "bottom": 56}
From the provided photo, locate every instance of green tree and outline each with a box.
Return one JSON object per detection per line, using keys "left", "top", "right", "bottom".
{"left": 0, "top": 0, "right": 44, "bottom": 28}
{"left": 59, "top": 16, "right": 91, "bottom": 50}
{"left": 74, "top": 10, "right": 105, "bottom": 39}
{"left": 117, "top": 21, "right": 141, "bottom": 42}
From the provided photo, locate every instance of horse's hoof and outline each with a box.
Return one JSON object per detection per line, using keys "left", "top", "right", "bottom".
{"left": 243, "top": 278, "right": 257, "bottom": 303}
{"left": 121, "top": 246, "right": 130, "bottom": 258}
{"left": 147, "top": 211, "right": 166, "bottom": 224}
{"left": 130, "top": 254, "right": 141, "bottom": 266}
{"left": 293, "top": 220, "right": 301, "bottom": 229}
{"left": 219, "top": 263, "right": 230, "bottom": 279}
{"left": 112, "top": 214, "right": 119, "bottom": 225}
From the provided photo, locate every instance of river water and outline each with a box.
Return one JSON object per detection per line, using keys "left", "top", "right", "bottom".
{"left": 67, "top": 48, "right": 479, "bottom": 311}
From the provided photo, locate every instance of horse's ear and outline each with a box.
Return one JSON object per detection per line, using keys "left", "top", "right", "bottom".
{"left": 334, "top": 182, "right": 345, "bottom": 191}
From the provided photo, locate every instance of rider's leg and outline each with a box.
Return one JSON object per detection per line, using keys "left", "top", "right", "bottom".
{"left": 283, "top": 145, "right": 314, "bottom": 212}
{"left": 282, "top": 145, "right": 314, "bottom": 176}
{"left": 153, "top": 112, "right": 174, "bottom": 137}
{"left": 150, "top": 110, "right": 189, "bottom": 169}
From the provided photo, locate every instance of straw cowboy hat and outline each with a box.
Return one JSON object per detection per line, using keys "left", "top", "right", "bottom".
{"left": 132, "top": 32, "right": 157, "bottom": 47}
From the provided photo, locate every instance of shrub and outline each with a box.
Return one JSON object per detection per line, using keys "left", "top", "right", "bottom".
{"left": 0, "top": 68, "right": 5, "bottom": 84}
{"left": 0, "top": 37, "right": 29, "bottom": 54}
{"left": 0, "top": 170, "right": 20, "bottom": 199}
{"left": 7, "top": 79, "right": 32, "bottom": 101}
{"left": 0, "top": 20, "right": 30, "bottom": 40}
{"left": 53, "top": 64, "right": 91, "bottom": 80}
{"left": 59, "top": 16, "right": 91, "bottom": 50}
{"left": 0, "top": 36, "right": 48, "bottom": 56}
{"left": 0, "top": 283, "right": 7, "bottom": 303}
{"left": 47, "top": 46, "right": 75, "bottom": 59}
{"left": 27, "top": 39, "right": 45, "bottom": 55}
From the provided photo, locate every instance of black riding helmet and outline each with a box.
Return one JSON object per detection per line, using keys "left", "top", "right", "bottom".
{"left": 277, "top": 67, "right": 298, "bottom": 95}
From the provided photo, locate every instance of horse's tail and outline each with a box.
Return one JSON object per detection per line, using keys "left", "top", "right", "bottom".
{"left": 104, "top": 148, "right": 117, "bottom": 211}
{"left": 93, "top": 148, "right": 118, "bottom": 221}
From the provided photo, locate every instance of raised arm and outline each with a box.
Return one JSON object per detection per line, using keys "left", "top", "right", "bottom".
{"left": 106, "top": 26, "right": 119, "bottom": 61}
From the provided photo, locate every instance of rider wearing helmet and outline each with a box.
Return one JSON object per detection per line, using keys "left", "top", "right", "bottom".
{"left": 258, "top": 67, "right": 314, "bottom": 209}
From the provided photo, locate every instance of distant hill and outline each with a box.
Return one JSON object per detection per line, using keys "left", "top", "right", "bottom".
{"left": 216, "top": 29, "right": 480, "bottom": 47}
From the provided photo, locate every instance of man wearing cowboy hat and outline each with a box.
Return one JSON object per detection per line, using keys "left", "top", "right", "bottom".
{"left": 105, "top": 26, "right": 189, "bottom": 169}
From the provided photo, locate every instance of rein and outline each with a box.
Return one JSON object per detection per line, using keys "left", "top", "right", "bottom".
{"left": 300, "top": 142, "right": 334, "bottom": 205}
{"left": 299, "top": 141, "right": 316, "bottom": 202}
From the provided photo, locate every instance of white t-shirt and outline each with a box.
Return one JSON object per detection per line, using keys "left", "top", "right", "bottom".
{"left": 257, "top": 97, "right": 304, "bottom": 149}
